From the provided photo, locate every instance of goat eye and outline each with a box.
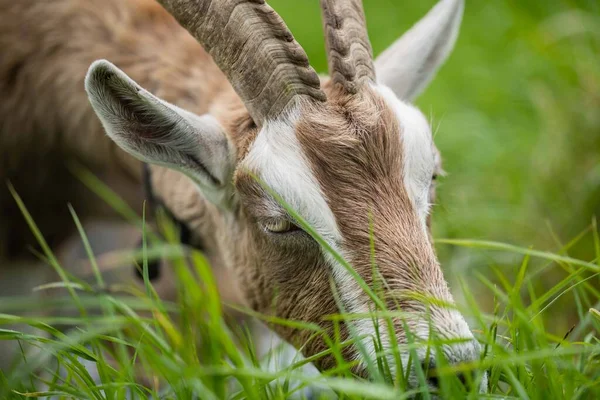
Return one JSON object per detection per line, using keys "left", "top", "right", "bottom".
{"left": 263, "top": 219, "right": 298, "bottom": 234}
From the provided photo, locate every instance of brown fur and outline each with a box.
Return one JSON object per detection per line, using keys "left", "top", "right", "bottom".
{"left": 1, "top": 0, "right": 466, "bottom": 379}
{"left": 297, "top": 84, "right": 450, "bottom": 304}
{"left": 297, "top": 85, "right": 457, "bottom": 347}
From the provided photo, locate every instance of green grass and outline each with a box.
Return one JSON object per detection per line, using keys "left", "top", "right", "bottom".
{"left": 1, "top": 177, "right": 600, "bottom": 399}
{"left": 2, "top": 0, "right": 600, "bottom": 398}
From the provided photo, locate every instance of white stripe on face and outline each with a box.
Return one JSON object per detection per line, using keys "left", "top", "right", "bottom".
{"left": 373, "top": 85, "right": 486, "bottom": 385}
{"left": 241, "top": 104, "right": 390, "bottom": 370}
{"left": 242, "top": 106, "right": 340, "bottom": 244}
{"left": 373, "top": 84, "right": 435, "bottom": 230}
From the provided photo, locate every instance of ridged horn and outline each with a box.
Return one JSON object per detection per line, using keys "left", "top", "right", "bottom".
{"left": 156, "top": 0, "right": 326, "bottom": 122}
{"left": 319, "top": 0, "right": 376, "bottom": 93}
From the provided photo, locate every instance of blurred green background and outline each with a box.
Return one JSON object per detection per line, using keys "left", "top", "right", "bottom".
{"left": 269, "top": 0, "right": 600, "bottom": 333}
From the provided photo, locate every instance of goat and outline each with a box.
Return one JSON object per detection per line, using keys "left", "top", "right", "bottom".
{"left": 0, "top": 0, "right": 485, "bottom": 392}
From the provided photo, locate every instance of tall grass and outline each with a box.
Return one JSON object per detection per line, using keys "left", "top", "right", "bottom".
{"left": 1, "top": 174, "right": 599, "bottom": 399}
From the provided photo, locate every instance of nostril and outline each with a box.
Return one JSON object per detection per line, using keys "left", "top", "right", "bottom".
{"left": 456, "top": 371, "right": 468, "bottom": 386}
{"left": 426, "top": 371, "right": 439, "bottom": 388}
{"left": 422, "top": 360, "right": 439, "bottom": 388}
{"left": 421, "top": 360, "right": 475, "bottom": 389}
{"left": 453, "top": 370, "right": 477, "bottom": 390}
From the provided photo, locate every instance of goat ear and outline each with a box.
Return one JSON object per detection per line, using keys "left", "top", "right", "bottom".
{"left": 375, "top": 0, "right": 464, "bottom": 101}
{"left": 85, "top": 60, "right": 234, "bottom": 206}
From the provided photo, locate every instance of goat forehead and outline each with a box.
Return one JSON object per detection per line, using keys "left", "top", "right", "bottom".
{"left": 294, "top": 87, "right": 435, "bottom": 232}
{"left": 241, "top": 87, "right": 435, "bottom": 237}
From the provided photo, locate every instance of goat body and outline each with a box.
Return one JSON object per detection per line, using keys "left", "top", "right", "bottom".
{"left": 0, "top": 0, "right": 229, "bottom": 258}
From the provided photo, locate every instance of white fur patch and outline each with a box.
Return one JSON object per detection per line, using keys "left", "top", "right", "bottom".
{"left": 242, "top": 107, "right": 340, "bottom": 243}
{"left": 374, "top": 84, "right": 435, "bottom": 230}
{"left": 242, "top": 104, "right": 389, "bottom": 371}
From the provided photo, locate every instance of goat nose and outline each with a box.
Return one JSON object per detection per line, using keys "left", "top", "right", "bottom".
{"left": 422, "top": 359, "right": 441, "bottom": 388}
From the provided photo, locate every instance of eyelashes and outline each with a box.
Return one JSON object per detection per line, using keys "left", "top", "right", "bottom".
{"left": 262, "top": 218, "right": 300, "bottom": 234}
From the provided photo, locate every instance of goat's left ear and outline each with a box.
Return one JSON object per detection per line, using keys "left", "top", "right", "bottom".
{"left": 375, "top": 0, "right": 464, "bottom": 101}
{"left": 85, "top": 60, "right": 234, "bottom": 207}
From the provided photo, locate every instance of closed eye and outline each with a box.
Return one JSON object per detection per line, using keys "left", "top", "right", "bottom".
{"left": 262, "top": 218, "right": 300, "bottom": 234}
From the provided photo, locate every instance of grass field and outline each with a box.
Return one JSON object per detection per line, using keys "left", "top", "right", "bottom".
{"left": 1, "top": 0, "right": 600, "bottom": 398}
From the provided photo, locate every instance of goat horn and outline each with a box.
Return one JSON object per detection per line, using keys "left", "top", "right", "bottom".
{"left": 156, "top": 0, "right": 326, "bottom": 122}
{"left": 320, "top": 0, "right": 376, "bottom": 93}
